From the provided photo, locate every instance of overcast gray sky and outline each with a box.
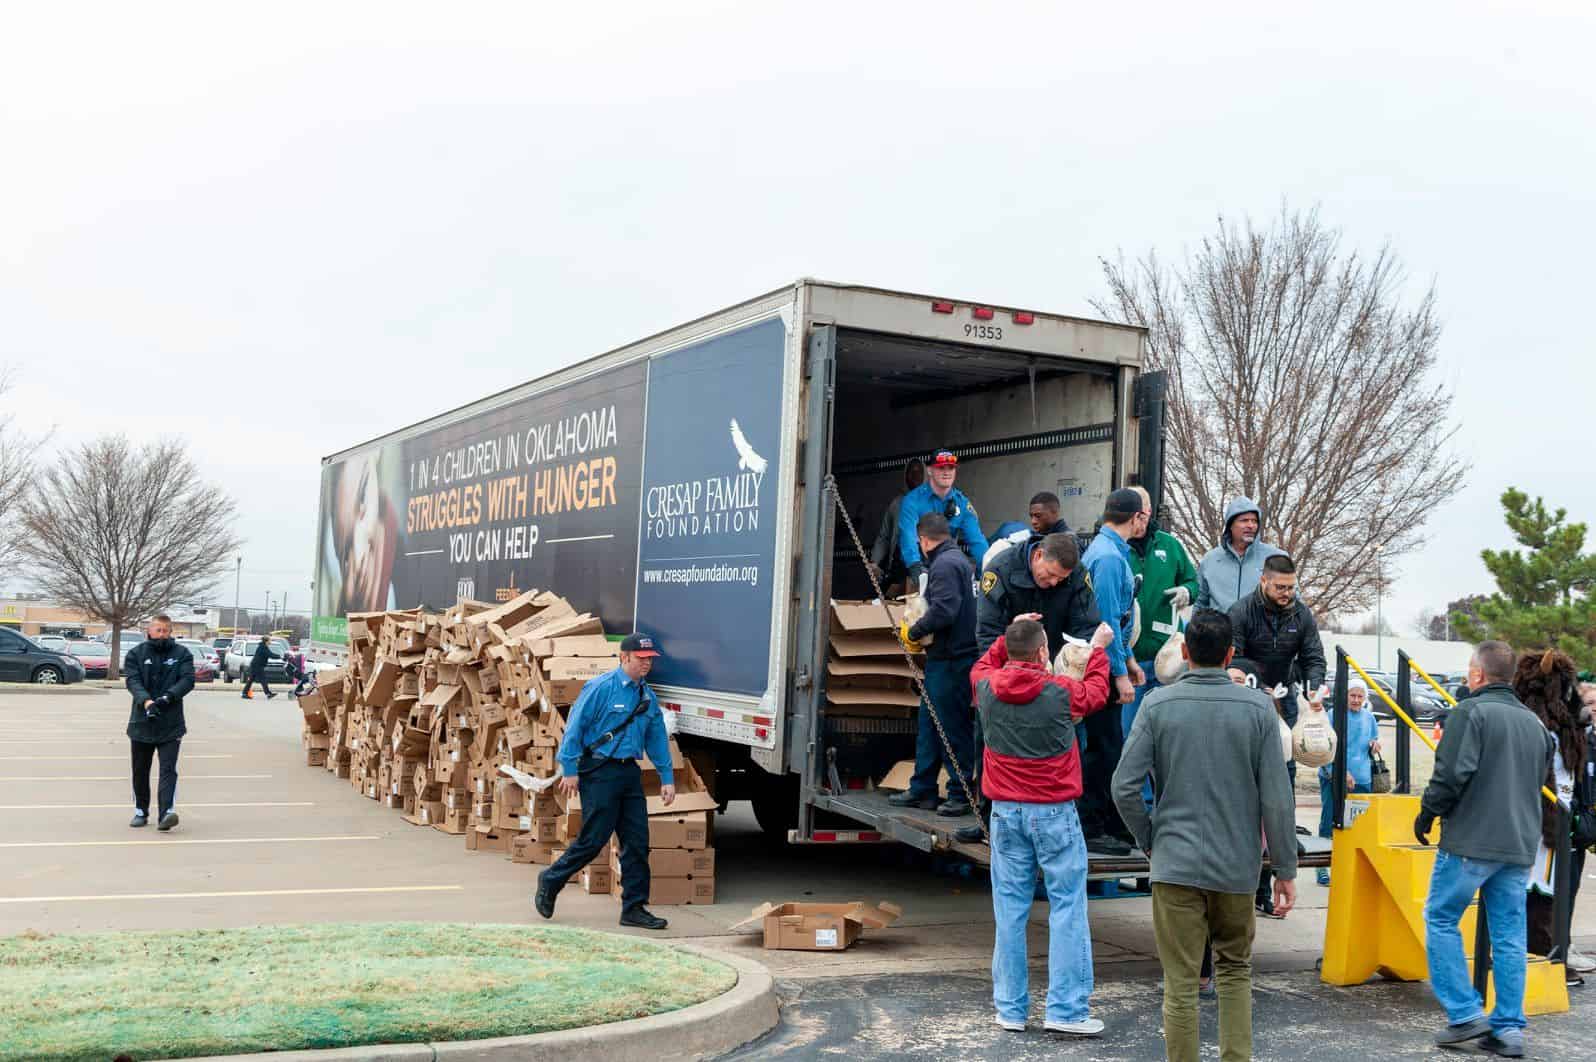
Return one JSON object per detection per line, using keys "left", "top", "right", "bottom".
{"left": 2, "top": 1, "right": 1591, "bottom": 631}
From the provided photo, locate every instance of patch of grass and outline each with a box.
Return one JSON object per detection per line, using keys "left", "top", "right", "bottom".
{"left": 0, "top": 922, "right": 736, "bottom": 1062}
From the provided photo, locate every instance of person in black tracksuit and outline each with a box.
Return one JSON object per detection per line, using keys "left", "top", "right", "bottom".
{"left": 125, "top": 616, "right": 195, "bottom": 831}
{"left": 243, "top": 637, "right": 279, "bottom": 699}
{"left": 891, "top": 512, "right": 979, "bottom": 817}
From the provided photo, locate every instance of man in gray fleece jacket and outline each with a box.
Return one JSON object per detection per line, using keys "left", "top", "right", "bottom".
{"left": 1113, "top": 608, "right": 1297, "bottom": 1062}
{"left": 1194, "top": 496, "right": 1285, "bottom": 614}
{"left": 1417, "top": 640, "right": 1555, "bottom": 1058}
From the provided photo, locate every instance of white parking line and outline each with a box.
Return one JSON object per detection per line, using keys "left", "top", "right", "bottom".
{"left": 0, "top": 885, "right": 464, "bottom": 905}
{"left": 0, "top": 802, "right": 315, "bottom": 809}
{"left": 0, "top": 774, "right": 272, "bottom": 781}
{"left": 0, "top": 755, "right": 236, "bottom": 761}
{"left": 0, "top": 835, "right": 378, "bottom": 849}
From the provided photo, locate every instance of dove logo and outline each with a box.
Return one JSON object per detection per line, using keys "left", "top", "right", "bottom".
{"left": 729, "top": 419, "right": 767, "bottom": 477}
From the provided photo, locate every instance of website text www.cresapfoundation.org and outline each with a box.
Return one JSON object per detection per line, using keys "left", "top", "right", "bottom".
{"left": 642, "top": 561, "right": 761, "bottom": 587}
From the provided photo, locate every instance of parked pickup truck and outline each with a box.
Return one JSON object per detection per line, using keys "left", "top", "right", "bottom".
{"left": 223, "top": 637, "right": 293, "bottom": 683}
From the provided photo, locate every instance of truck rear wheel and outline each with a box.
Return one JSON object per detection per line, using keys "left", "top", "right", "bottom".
{"left": 750, "top": 774, "right": 800, "bottom": 841}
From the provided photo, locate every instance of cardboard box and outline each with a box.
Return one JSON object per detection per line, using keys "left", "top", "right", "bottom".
{"left": 625, "top": 874, "right": 714, "bottom": 906}
{"left": 509, "top": 835, "right": 559, "bottom": 865}
{"left": 580, "top": 864, "right": 613, "bottom": 895}
{"left": 877, "top": 760, "right": 949, "bottom": 797}
{"left": 647, "top": 846, "right": 715, "bottom": 878}
{"left": 466, "top": 826, "right": 513, "bottom": 853}
{"left": 648, "top": 811, "right": 710, "bottom": 850}
{"left": 732, "top": 901, "right": 903, "bottom": 950}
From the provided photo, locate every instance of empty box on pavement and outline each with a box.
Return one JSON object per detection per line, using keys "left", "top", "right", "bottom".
{"left": 733, "top": 900, "right": 903, "bottom": 951}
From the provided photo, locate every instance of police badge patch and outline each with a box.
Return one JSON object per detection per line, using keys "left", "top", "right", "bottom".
{"left": 981, "top": 571, "right": 999, "bottom": 595}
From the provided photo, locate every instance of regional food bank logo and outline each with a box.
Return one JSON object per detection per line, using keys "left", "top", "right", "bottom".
{"left": 644, "top": 418, "right": 769, "bottom": 540}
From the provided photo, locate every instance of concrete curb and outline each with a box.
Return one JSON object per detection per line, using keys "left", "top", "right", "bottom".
{"left": 177, "top": 944, "right": 777, "bottom": 1062}
{"left": 0, "top": 684, "right": 107, "bottom": 696}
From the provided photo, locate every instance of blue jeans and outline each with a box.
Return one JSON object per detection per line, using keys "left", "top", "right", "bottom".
{"left": 1318, "top": 772, "right": 1371, "bottom": 838}
{"left": 1121, "top": 661, "right": 1158, "bottom": 809}
{"left": 989, "top": 799, "right": 1092, "bottom": 1025}
{"left": 1424, "top": 849, "right": 1532, "bottom": 1034}
{"left": 910, "top": 654, "right": 976, "bottom": 802}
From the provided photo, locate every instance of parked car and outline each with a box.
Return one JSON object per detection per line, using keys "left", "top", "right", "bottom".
{"left": 33, "top": 634, "right": 70, "bottom": 652}
{"left": 179, "top": 638, "right": 222, "bottom": 670}
{"left": 66, "top": 641, "right": 111, "bottom": 679}
{"left": 0, "top": 628, "right": 86, "bottom": 684}
{"left": 211, "top": 636, "right": 234, "bottom": 658}
{"left": 1329, "top": 673, "right": 1448, "bottom": 724}
{"left": 223, "top": 637, "right": 293, "bottom": 683}
{"left": 192, "top": 656, "right": 217, "bottom": 683}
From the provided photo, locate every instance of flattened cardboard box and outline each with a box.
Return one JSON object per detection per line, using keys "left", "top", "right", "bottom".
{"left": 732, "top": 900, "right": 903, "bottom": 951}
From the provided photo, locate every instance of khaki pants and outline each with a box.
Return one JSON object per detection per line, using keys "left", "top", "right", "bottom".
{"left": 1152, "top": 883, "right": 1256, "bottom": 1062}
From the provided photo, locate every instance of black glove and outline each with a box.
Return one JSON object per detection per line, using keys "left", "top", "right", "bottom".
{"left": 156, "top": 695, "right": 171, "bottom": 707}
{"left": 906, "top": 562, "right": 926, "bottom": 582}
{"left": 1414, "top": 809, "right": 1437, "bottom": 846}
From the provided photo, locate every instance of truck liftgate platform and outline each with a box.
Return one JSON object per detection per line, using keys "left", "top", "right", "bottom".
{"left": 804, "top": 788, "right": 1333, "bottom": 880}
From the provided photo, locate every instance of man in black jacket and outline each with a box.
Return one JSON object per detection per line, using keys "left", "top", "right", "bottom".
{"left": 892, "top": 513, "right": 978, "bottom": 817}
{"left": 244, "top": 636, "right": 279, "bottom": 700}
{"left": 1227, "top": 553, "right": 1325, "bottom": 728}
{"left": 977, "top": 533, "right": 1101, "bottom": 657}
{"left": 125, "top": 615, "right": 195, "bottom": 831}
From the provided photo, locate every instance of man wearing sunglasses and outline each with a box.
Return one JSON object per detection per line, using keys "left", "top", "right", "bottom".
{"left": 897, "top": 449, "right": 989, "bottom": 581}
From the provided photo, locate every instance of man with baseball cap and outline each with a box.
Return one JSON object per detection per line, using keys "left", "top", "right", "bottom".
{"left": 537, "top": 632, "right": 676, "bottom": 930}
{"left": 897, "top": 449, "right": 989, "bottom": 580}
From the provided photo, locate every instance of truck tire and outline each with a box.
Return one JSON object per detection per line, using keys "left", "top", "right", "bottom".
{"left": 750, "top": 774, "right": 800, "bottom": 841}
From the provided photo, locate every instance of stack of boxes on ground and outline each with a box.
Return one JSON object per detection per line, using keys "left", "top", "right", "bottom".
{"left": 824, "top": 600, "right": 936, "bottom": 792}
{"left": 294, "top": 588, "right": 718, "bottom": 905}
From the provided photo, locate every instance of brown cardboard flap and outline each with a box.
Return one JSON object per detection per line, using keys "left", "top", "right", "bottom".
{"left": 829, "top": 631, "right": 908, "bottom": 658}
{"left": 729, "top": 902, "right": 782, "bottom": 932}
{"left": 850, "top": 901, "right": 903, "bottom": 928}
{"left": 825, "top": 686, "right": 922, "bottom": 708}
{"left": 646, "top": 790, "right": 718, "bottom": 816}
{"left": 827, "top": 655, "right": 918, "bottom": 679}
{"left": 830, "top": 601, "right": 898, "bottom": 632}
{"left": 420, "top": 684, "right": 462, "bottom": 707}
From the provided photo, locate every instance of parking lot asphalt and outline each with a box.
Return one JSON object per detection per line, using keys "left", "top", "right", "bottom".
{"left": 3, "top": 686, "right": 1593, "bottom": 1058}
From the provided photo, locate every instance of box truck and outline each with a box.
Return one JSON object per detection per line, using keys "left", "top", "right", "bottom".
{"left": 311, "top": 279, "right": 1164, "bottom": 858}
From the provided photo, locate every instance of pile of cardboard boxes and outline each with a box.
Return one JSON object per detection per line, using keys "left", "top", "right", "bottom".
{"left": 295, "top": 588, "right": 717, "bottom": 905}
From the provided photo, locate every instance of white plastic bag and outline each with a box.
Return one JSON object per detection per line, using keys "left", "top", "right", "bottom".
{"left": 1052, "top": 634, "right": 1092, "bottom": 679}
{"left": 1291, "top": 705, "right": 1338, "bottom": 768}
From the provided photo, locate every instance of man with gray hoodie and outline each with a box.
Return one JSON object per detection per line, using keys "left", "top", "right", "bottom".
{"left": 1195, "top": 496, "right": 1285, "bottom": 614}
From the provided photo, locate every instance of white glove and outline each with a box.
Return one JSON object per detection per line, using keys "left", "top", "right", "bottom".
{"left": 1270, "top": 683, "right": 1290, "bottom": 700}
{"left": 1163, "top": 585, "right": 1191, "bottom": 611}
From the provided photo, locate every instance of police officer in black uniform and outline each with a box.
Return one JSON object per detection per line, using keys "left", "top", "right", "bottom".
{"left": 957, "top": 532, "right": 1102, "bottom": 845}
{"left": 125, "top": 614, "right": 195, "bottom": 831}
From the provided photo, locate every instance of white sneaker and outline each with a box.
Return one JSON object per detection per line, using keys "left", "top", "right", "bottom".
{"left": 1568, "top": 950, "right": 1596, "bottom": 974}
{"left": 1045, "top": 1017, "right": 1105, "bottom": 1036}
{"left": 994, "top": 1016, "right": 1025, "bottom": 1032}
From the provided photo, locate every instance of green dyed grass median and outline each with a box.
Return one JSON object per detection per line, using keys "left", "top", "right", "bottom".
{"left": 0, "top": 922, "right": 737, "bottom": 1061}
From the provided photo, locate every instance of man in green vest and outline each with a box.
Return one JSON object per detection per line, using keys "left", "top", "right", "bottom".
{"left": 1123, "top": 485, "right": 1200, "bottom": 746}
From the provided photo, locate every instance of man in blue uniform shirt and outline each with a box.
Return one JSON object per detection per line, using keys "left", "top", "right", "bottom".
{"left": 1079, "top": 488, "right": 1149, "bottom": 851}
{"left": 898, "top": 449, "right": 989, "bottom": 579}
{"left": 536, "top": 632, "right": 676, "bottom": 930}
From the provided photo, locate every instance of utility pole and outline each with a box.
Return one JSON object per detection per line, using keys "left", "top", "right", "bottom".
{"left": 233, "top": 557, "right": 242, "bottom": 636}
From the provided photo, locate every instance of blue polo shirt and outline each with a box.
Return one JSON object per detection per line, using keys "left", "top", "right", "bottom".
{"left": 1082, "top": 525, "right": 1136, "bottom": 677}
{"left": 557, "top": 667, "right": 674, "bottom": 781}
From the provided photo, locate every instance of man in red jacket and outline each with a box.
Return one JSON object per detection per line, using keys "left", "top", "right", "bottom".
{"left": 975, "top": 615, "right": 1114, "bottom": 1037}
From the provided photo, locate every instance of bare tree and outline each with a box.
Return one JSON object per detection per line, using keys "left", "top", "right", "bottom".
{"left": 19, "top": 437, "right": 242, "bottom": 677}
{"left": 1092, "top": 207, "right": 1467, "bottom": 616}
{"left": 0, "top": 370, "right": 49, "bottom": 575}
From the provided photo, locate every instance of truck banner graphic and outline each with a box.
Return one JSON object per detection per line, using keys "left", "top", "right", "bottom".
{"left": 634, "top": 317, "right": 786, "bottom": 696}
{"left": 312, "top": 362, "right": 647, "bottom": 643}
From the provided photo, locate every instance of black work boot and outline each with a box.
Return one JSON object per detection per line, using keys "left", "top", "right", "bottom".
{"left": 619, "top": 906, "right": 668, "bottom": 930}
{"left": 534, "top": 871, "right": 559, "bottom": 919}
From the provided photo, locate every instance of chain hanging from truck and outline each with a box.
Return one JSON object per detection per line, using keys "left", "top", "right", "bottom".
{"left": 823, "top": 474, "right": 989, "bottom": 848}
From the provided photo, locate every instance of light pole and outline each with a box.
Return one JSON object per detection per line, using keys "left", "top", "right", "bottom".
{"left": 233, "top": 557, "right": 242, "bottom": 636}
{"left": 1374, "top": 544, "right": 1384, "bottom": 670}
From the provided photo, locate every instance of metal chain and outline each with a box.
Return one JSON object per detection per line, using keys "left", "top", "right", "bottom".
{"left": 824, "top": 474, "right": 989, "bottom": 847}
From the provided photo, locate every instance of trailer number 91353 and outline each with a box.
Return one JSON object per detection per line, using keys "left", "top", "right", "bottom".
{"left": 964, "top": 323, "right": 1004, "bottom": 341}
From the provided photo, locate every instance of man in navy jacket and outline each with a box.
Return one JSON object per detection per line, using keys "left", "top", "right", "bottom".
{"left": 891, "top": 512, "right": 979, "bottom": 817}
